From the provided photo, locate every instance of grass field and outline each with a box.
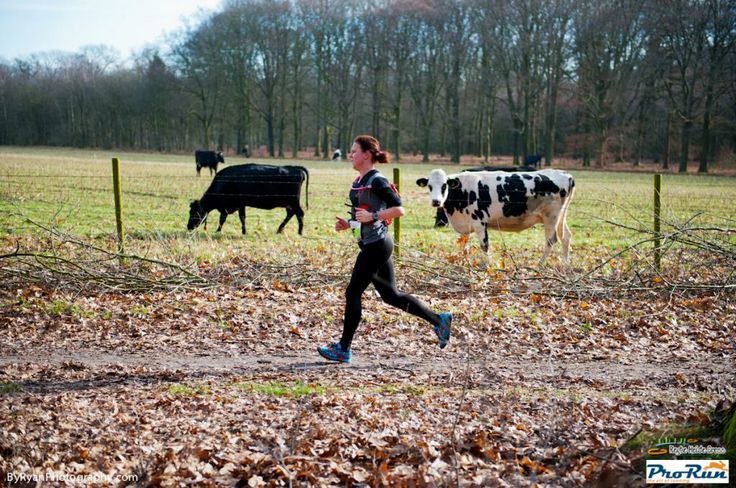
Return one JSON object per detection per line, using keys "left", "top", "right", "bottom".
{"left": 1, "top": 146, "right": 734, "bottom": 267}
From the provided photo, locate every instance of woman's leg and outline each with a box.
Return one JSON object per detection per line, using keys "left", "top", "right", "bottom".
{"left": 371, "top": 239, "right": 441, "bottom": 326}
{"left": 340, "top": 241, "right": 392, "bottom": 350}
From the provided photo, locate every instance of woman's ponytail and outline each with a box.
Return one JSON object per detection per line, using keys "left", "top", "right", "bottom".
{"left": 354, "top": 135, "right": 390, "bottom": 164}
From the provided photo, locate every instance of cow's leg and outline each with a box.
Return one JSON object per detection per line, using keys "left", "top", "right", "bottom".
{"left": 541, "top": 217, "right": 558, "bottom": 264}
{"left": 473, "top": 224, "right": 489, "bottom": 253}
{"left": 216, "top": 211, "right": 227, "bottom": 232}
{"left": 556, "top": 184, "right": 575, "bottom": 264}
{"left": 559, "top": 218, "right": 572, "bottom": 264}
{"left": 277, "top": 207, "right": 295, "bottom": 234}
{"left": 294, "top": 205, "right": 305, "bottom": 235}
{"left": 238, "top": 207, "right": 246, "bottom": 235}
{"left": 196, "top": 165, "right": 201, "bottom": 176}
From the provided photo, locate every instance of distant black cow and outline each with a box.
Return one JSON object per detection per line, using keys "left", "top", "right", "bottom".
{"left": 195, "top": 150, "right": 225, "bottom": 176}
{"left": 332, "top": 149, "right": 342, "bottom": 161}
{"left": 524, "top": 154, "right": 543, "bottom": 168}
{"left": 434, "top": 165, "right": 538, "bottom": 227}
{"left": 187, "top": 164, "right": 309, "bottom": 235}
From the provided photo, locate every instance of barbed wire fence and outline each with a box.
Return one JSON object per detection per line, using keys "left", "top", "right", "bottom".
{"left": 0, "top": 164, "right": 734, "bottom": 298}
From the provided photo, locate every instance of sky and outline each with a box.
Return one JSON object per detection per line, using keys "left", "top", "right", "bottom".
{"left": 0, "top": 0, "right": 223, "bottom": 61}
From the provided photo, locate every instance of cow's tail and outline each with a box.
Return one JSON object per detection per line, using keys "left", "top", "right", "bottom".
{"left": 555, "top": 176, "right": 575, "bottom": 242}
{"left": 299, "top": 166, "right": 309, "bottom": 210}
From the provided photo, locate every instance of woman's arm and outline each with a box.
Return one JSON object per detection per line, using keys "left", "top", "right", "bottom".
{"left": 354, "top": 206, "right": 404, "bottom": 223}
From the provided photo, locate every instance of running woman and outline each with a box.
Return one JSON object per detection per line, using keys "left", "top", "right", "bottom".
{"left": 318, "top": 135, "right": 452, "bottom": 363}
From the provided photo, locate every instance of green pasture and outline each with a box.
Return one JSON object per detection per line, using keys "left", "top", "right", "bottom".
{"left": 1, "top": 146, "right": 734, "bottom": 265}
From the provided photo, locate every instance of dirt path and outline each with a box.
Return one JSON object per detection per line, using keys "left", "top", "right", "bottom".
{"left": 2, "top": 348, "right": 732, "bottom": 393}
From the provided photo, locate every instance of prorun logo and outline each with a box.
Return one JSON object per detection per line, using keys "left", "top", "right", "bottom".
{"left": 646, "top": 460, "right": 729, "bottom": 484}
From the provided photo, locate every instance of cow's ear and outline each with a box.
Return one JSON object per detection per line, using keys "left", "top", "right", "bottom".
{"left": 447, "top": 178, "right": 461, "bottom": 189}
{"left": 416, "top": 178, "right": 428, "bottom": 188}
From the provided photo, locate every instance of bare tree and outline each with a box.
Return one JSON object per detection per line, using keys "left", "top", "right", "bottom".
{"left": 171, "top": 20, "right": 225, "bottom": 149}
{"left": 382, "top": 0, "right": 416, "bottom": 161}
{"left": 220, "top": 3, "right": 257, "bottom": 157}
{"left": 698, "top": 0, "right": 736, "bottom": 172}
{"left": 300, "top": 0, "right": 341, "bottom": 158}
{"left": 442, "top": 0, "right": 472, "bottom": 163}
{"left": 573, "top": 0, "right": 646, "bottom": 167}
{"left": 489, "top": 0, "right": 547, "bottom": 165}
{"left": 406, "top": 1, "right": 446, "bottom": 162}
{"left": 540, "top": 0, "right": 574, "bottom": 166}
{"left": 651, "top": 0, "right": 709, "bottom": 173}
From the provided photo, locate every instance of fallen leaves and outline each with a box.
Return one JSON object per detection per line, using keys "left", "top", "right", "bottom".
{"left": 0, "top": 253, "right": 734, "bottom": 485}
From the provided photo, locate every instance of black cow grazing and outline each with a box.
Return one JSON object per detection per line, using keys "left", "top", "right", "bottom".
{"left": 187, "top": 164, "right": 309, "bottom": 235}
{"left": 434, "top": 165, "right": 538, "bottom": 227}
{"left": 332, "top": 148, "right": 342, "bottom": 161}
{"left": 523, "top": 154, "right": 543, "bottom": 168}
{"left": 195, "top": 150, "right": 225, "bottom": 176}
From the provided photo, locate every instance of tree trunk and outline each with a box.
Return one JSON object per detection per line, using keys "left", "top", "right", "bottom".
{"left": 512, "top": 116, "right": 522, "bottom": 165}
{"left": 483, "top": 91, "right": 495, "bottom": 163}
{"left": 266, "top": 104, "right": 275, "bottom": 157}
{"left": 662, "top": 107, "right": 671, "bottom": 170}
{"left": 314, "top": 69, "right": 322, "bottom": 157}
{"left": 451, "top": 88, "right": 461, "bottom": 164}
{"left": 582, "top": 113, "right": 591, "bottom": 167}
{"left": 277, "top": 85, "right": 285, "bottom": 158}
{"left": 322, "top": 124, "right": 330, "bottom": 159}
{"left": 422, "top": 122, "right": 431, "bottom": 162}
{"left": 372, "top": 70, "right": 381, "bottom": 138}
{"left": 544, "top": 72, "right": 559, "bottom": 167}
{"left": 699, "top": 83, "right": 714, "bottom": 173}
{"left": 679, "top": 117, "right": 692, "bottom": 173}
{"left": 292, "top": 81, "right": 301, "bottom": 158}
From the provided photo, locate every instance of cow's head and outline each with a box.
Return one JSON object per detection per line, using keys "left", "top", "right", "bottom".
{"left": 416, "top": 169, "right": 460, "bottom": 207}
{"left": 217, "top": 152, "right": 225, "bottom": 163}
{"left": 187, "top": 200, "right": 207, "bottom": 230}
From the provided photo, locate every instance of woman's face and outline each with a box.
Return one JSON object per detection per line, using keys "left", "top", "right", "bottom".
{"left": 349, "top": 142, "right": 371, "bottom": 171}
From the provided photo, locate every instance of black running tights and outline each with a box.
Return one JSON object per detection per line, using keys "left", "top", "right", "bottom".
{"left": 340, "top": 237, "right": 440, "bottom": 350}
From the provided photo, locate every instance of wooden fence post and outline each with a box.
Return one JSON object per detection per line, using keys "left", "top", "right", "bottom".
{"left": 112, "top": 158, "right": 125, "bottom": 264}
{"left": 654, "top": 173, "right": 661, "bottom": 271}
{"left": 393, "top": 167, "right": 401, "bottom": 258}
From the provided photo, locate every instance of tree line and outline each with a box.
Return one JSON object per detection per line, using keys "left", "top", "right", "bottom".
{"left": 1, "top": 0, "right": 734, "bottom": 172}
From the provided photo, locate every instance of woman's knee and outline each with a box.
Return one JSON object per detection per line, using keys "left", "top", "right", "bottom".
{"left": 378, "top": 289, "right": 404, "bottom": 307}
{"left": 346, "top": 284, "right": 363, "bottom": 302}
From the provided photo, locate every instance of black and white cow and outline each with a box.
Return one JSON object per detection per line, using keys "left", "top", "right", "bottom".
{"left": 434, "top": 165, "right": 538, "bottom": 227}
{"left": 188, "top": 164, "right": 309, "bottom": 235}
{"left": 332, "top": 148, "right": 342, "bottom": 161}
{"left": 195, "top": 150, "right": 225, "bottom": 177}
{"left": 416, "top": 168, "right": 575, "bottom": 262}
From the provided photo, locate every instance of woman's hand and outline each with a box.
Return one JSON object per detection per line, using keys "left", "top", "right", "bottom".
{"left": 354, "top": 207, "right": 374, "bottom": 223}
{"left": 335, "top": 216, "right": 350, "bottom": 232}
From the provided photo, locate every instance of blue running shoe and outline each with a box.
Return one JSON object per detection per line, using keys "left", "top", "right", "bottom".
{"left": 434, "top": 312, "right": 452, "bottom": 349}
{"left": 318, "top": 342, "right": 351, "bottom": 363}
